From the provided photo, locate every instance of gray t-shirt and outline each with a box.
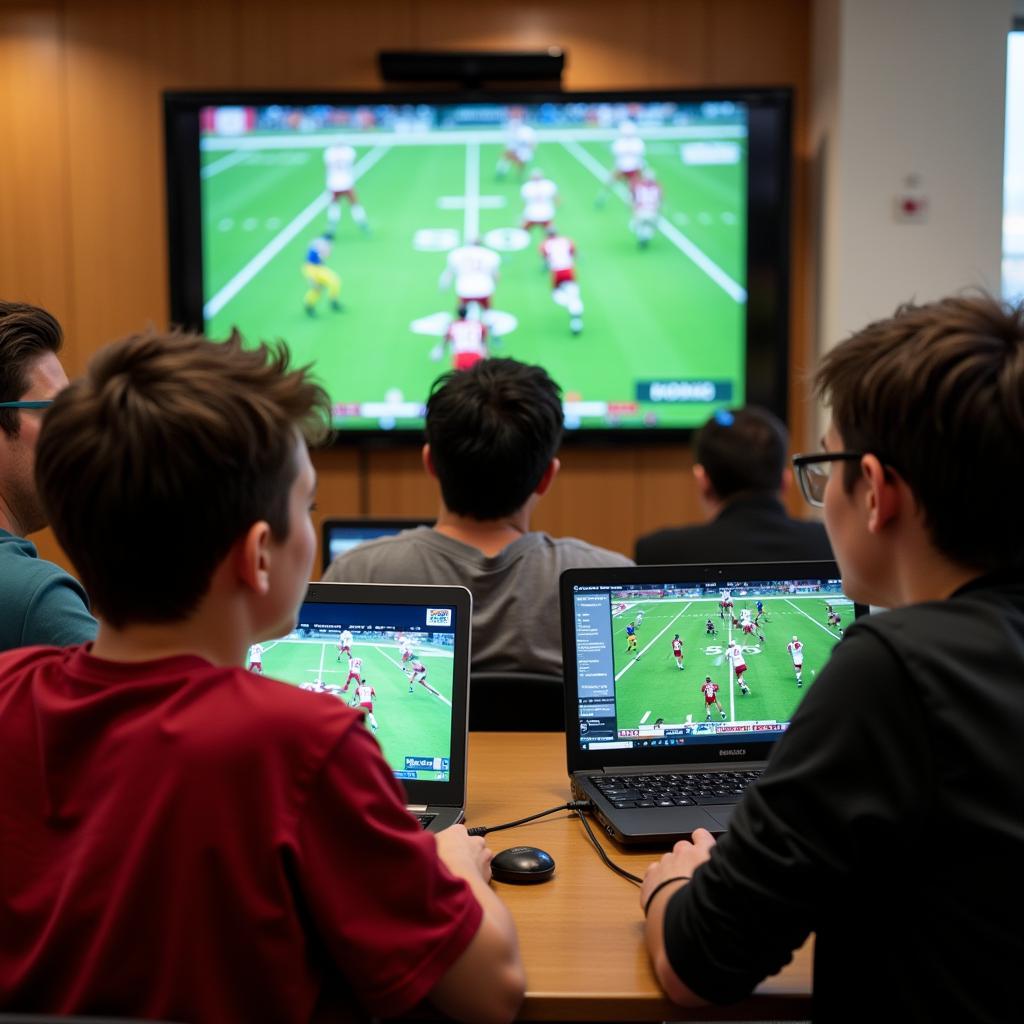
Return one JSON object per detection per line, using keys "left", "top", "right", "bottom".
{"left": 323, "top": 527, "right": 633, "bottom": 675}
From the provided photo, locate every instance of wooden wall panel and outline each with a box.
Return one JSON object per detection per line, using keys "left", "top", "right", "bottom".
{"left": 3, "top": 0, "right": 813, "bottom": 572}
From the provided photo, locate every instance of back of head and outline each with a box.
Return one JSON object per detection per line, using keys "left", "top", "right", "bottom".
{"left": 815, "top": 293, "right": 1024, "bottom": 573}
{"left": 694, "top": 406, "right": 788, "bottom": 501}
{"left": 425, "top": 358, "right": 563, "bottom": 520}
{"left": 35, "top": 329, "right": 330, "bottom": 628}
{"left": 0, "top": 302, "right": 63, "bottom": 438}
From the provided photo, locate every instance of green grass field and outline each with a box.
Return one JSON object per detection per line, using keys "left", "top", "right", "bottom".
{"left": 609, "top": 596, "right": 849, "bottom": 732}
{"left": 257, "top": 636, "right": 454, "bottom": 780}
{"left": 200, "top": 128, "right": 747, "bottom": 430}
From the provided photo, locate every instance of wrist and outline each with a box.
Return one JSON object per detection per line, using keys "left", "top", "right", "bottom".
{"left": 642, "top": 875, "right": 690, "bottom": 917}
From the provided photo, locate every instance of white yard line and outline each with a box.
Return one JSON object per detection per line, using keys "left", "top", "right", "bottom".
{"left": 560, "top": 139, "right": 747, "bottom": 304}
{"left": 372, "top": 645, "right": 452, "bottom": 707}
{"left": 203, "top": 145, "right": 388, "bottom": 320}
{"left": 464, "top": 141, "right": 481, "bottom": 240}
{"left": 640, "top": 710, "right": 651, "bottom": 725}
{"left": 784, "top": 599, "right": 843, "bottom": 641}
{"left": 614, "top": 603, "right": 691, "bottom": 682}
{"left": 317, "top": 642, "right": 326, "bottom": 683}
{"left": 727, "top": 617, "right": 735, "bottom": 721}
{"left": 201, "top": 149, "right": 251, "bottom": 179}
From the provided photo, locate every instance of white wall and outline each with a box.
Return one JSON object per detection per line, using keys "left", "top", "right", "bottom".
{"left": 811, "top": 0, "right": 1012, "bottom": 434}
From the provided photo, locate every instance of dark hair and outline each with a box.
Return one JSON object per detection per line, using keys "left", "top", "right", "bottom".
{"left": 815, "top": 294, "right": 1024, "bottom": 572}
{"left": 693, "top": 406, "right": 788, "bottom": 500}
{"left": 35, "top": 329, "right": 331, "bottom": 628}
{"left": 0, "top": 302, "right": 63, "bottom": 437}
{"left": 425, "top": 358, "right": 563, "bottom": 519}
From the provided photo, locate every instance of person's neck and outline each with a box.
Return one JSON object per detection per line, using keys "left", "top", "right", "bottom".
{"left": 704, "top": 489, "right": 780, "bottom": 522}
{"left": 433, "top": 506, "right": 531, "bottom": 557}
{"left": 0, "top": 499, "right": 22, "bottom": 536}
{"left": 888, "top": 552, "right": 983, "bottom": 606}
{"left": 89, "top": 593, "right": 252, "bottom": 667}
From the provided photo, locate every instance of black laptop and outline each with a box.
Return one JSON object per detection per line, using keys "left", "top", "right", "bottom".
{"left": 560, "top": 561, "right": 866, "bottom": 845}
{"left": 253, "top": 581, "right": 471, "bottom": 831}
{"left": 320, "top": 516, "right": 434, "bottom": 573}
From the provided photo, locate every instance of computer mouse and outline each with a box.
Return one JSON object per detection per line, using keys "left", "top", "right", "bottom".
{"left": 490, "top": 845, "right": 555, "bottom": 884}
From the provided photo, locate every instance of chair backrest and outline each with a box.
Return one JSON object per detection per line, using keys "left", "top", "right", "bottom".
{"left": 469, "top": 671, "right": 565, "bottom": 731}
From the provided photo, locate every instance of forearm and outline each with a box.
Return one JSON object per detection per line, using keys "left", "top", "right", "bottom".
{"left": 644, "top": 879, "right": 705, "bottom": 1007}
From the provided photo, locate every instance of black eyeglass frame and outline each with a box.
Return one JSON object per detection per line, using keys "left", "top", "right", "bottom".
{"left": 791, "top": 451, "right": 865, "bottom": 508}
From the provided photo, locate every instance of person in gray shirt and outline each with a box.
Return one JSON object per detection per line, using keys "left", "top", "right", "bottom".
{"left": 323, "top": 358, "right": 632, "bottom": 675}
{"left": 0, "top": 302, "right": 97, "bottom": 651}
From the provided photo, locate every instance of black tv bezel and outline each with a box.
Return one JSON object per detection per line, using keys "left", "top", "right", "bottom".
{"left": 165, "top": 86, "right": 792, "bottom": 445}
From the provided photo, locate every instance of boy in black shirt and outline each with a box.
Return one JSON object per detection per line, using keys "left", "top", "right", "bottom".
{"left": 642, "top": 295, "right": 1024, "bottom": 1021}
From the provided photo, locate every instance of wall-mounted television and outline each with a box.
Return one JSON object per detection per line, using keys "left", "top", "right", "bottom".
{"left": 165, "top": 88, "right": 791, "bottom": 441}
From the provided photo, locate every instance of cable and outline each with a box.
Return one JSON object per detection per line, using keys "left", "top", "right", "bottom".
{"left": 573, "top": 807, "right": 642, "bottom": 885}
{"left": 467, "top": 801, "right": 590, "bottom": 836}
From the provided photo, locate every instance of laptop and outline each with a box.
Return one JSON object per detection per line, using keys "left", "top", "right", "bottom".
{"left": 321, "top": 516, "right": 434, "bottom": 573}
{"left": 254, "top": 580, "right": 472, "bottom": 831}
{"left": 560, "top": 561, "right": 866, "bottom": 845}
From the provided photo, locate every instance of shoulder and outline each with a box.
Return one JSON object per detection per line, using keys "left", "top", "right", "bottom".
{"left": 532, "top": 533, "right": 634, "bottom": 567}
{"left": 635, "top": 525, "right": 707, "bottom": 563}
{"left": 323, "top": 528, "right": 434, "bottom": 579}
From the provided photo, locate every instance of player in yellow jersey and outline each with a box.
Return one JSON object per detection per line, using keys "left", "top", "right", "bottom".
{"left": 302, "top": 236, "right": 342, "bottom": 316}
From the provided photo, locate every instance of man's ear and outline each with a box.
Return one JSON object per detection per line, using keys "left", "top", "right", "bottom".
{"left": 861, "top": 455, "right": 901, "bottom": 534}
{"left": 422, "top": 443, "right": 437, "bottom": 479}
{"left": 535, "top": 457, "right": 560, "bottom": 497}
{"left": 234, "top": 520, "right": 273, "bottom": 596}
{"left": 693, "top": 463, "right": 715, "bottom": 501}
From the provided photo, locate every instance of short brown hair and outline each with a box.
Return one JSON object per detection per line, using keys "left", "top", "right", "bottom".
{"left": 0, "top": 302, "right": 63, "bottom": 437}
{"left": 35, "top": 329, "right": 330, "bottom": 628}
{"left": 694, "top": 406, "right": 788, "bottom": 500}
{"left": 815, "top": 294, "right": 1024, "bottom": 572}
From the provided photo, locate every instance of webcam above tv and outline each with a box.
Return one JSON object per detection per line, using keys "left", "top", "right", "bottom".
{"left": 165, "top": 86, "right": 791, "bottom": 442}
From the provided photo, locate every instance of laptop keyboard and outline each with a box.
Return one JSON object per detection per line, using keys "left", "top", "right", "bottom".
{"left": 415, "top": 812, "right": 437, "bottom": 828}
{"left": 592, "top": 770, "right": 762, "bottom": 809}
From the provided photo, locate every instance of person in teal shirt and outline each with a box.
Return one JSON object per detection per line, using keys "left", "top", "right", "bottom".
{"left": 0, "top": 302, "right": 96, "bottom": 651}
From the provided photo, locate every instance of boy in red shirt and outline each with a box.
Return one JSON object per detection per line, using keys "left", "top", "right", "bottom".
{"left": 0, "top": 330, "right": 524, "bottom": 1023}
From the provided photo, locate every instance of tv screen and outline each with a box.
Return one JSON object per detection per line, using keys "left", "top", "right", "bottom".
{"left": 165, "top": 89, "right": 791, "bottom": 438}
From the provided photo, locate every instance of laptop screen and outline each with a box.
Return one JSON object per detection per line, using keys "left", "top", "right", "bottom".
{"left": 566, "top": 568, "right": 856, "bottom": 755}
{"left": 249, "top": 597, "right": 459, "bottom": 783}
{"left": 321, "top": 517, "right": 433, "bottom": 572}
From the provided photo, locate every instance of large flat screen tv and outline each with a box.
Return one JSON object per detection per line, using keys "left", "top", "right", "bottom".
{"left": 165, "top": 89, "right": 791, "bottom": 440}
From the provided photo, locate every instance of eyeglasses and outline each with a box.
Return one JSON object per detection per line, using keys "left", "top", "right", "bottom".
{"left": 791, "top": 451, "right": 864, "bottom": 508}
{"left": 0, "top": 400, "right": 54, "bottom": 410}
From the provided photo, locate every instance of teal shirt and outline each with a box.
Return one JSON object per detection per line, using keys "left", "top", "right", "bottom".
{"left": 0, "top": 529, "right": 97, "bottom": 651}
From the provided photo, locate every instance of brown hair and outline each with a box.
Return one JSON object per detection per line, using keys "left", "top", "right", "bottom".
{"left": 0, "top": 302, "right": 63, "bottom": 437}
{"left": 35, "top": 329, "right": 330, "bottom": 627}
{"left": 693, "top": 406, "right": 788, "bottom": 500}
{"left": 815, "top": 294, "right": 1024, "bottom": 572}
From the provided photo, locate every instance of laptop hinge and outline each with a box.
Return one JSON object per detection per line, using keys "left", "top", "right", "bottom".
{"left": 406, "top": 803, "right": 428, "bottom": 812}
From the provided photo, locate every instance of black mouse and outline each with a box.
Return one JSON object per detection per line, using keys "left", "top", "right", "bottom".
{"left": 490, "top": 846, "right": 555, "bottom": 884}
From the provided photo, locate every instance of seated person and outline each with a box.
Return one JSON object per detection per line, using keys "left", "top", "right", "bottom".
{"left": 0, "top": 301, "right": 96, "bottom": 650}
{"left": 324, "top": 358, "right": 632, "bottom": 675}
{"left": 641, "top": 295, "right": 1024, "bottom": 1019}
{"left": 635, "top": 405, "right": 832, "bottom": 564}
{"left": 0, "top": 329, "right": 525, "bottom": 1023}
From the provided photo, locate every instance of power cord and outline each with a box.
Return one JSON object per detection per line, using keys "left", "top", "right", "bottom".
{"left": 467, "top": 800, "right": 643, "bottom": 886}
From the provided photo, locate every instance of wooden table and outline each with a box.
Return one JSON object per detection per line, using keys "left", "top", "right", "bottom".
{"left": 465, "top": 732, "right": 813, "bottom": 1022}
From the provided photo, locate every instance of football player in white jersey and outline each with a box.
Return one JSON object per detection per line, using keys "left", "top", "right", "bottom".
{"left": 406, "top": 658, "right": 429, "bottom": 694}
{"left": 520, "top": 169, "right": 559, "bottom": 234}
{"left": 323, "top": 143, "right": 369, "bottom": 233}
{"left": 247, "top": 643, "right": 264, "bottom": 674}
{"left": 353, "top": 682, "right": 379, "bottom": 732}
{"left": 726, "top": 640, "right": 752, "bottom": 695}
{"left": 439, "top": 240, "right": 501, "bottom": 311}
{"left": 496, "top": 117, "right": 537, "bottom": 180}
{"left": 787, "top": 635, "right": 805, "bottom": 686}
{"left": 539, "top": 230, "right": 584, "bottom": 335}
{"left": 341, "top": 655, "right": 362, "bottom": 692}
{"left": 630, "top": 168, "right": 662, "bottom": 248}
{"left": 336, "top": 628, "right": 352, "bottom": 661}
{"left": 596, "top": 120, "right": 646, "bottom": 207}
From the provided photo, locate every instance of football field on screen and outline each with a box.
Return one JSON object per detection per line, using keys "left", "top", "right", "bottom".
{"left": 201, "top": 136, "right": 747, "bottom": 429}
{"left": 258, "top": 638, "right": 454, "bottom": 779}
{"left": 610, "top": 597, "right": 848, "bottom": 730}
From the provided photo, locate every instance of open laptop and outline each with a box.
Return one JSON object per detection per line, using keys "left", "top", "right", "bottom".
{"left": 560, "top": 561, "right": 866, "bottom": 845}
{"left": 254, "top": 581, "right": 471, "bottom": 831}
{"left": 320, "top": 516, "right": 434, "bottom": 573}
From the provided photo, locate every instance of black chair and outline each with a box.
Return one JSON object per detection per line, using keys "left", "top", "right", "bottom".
{"left": 469, "top": 671, "right": 565, "bottom": 731}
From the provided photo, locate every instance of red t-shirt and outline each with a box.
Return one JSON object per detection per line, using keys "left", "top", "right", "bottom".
{"left": 0, "top": 645, "right": 482, "bottom": 1022}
